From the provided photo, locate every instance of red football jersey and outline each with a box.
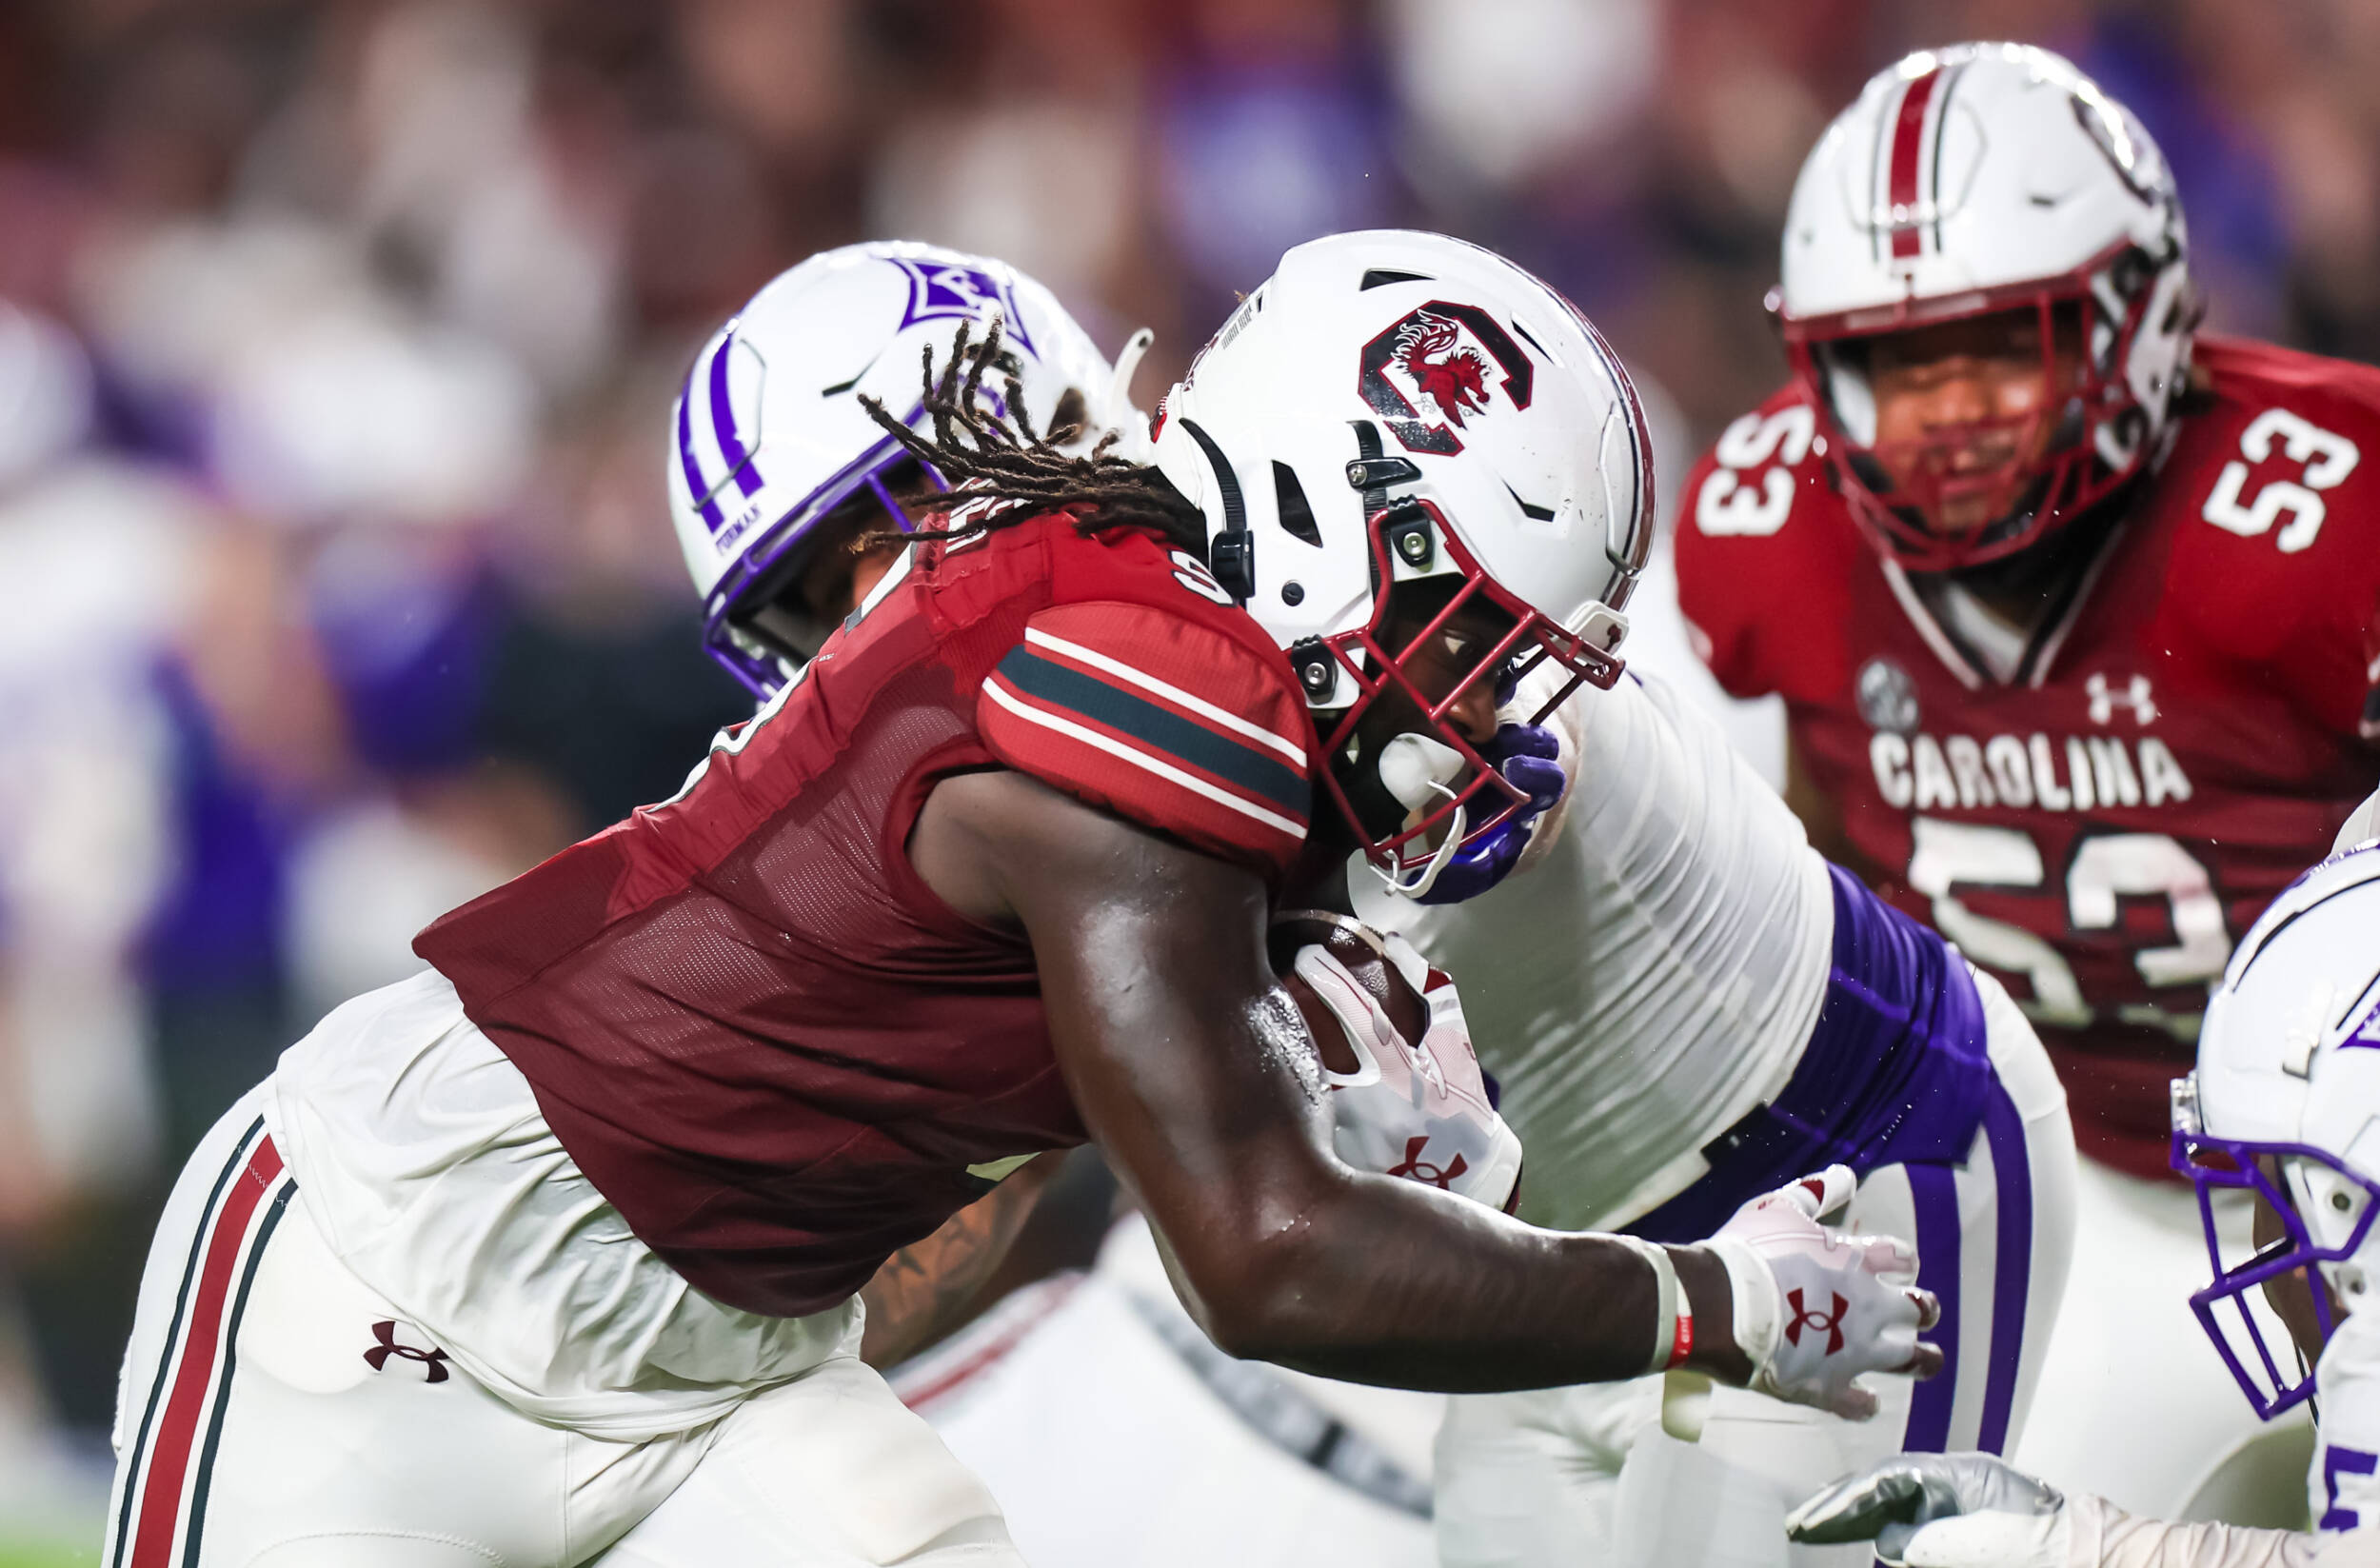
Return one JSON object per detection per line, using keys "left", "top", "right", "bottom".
{"left": 415, "top": 513, "right": 1316, "bottom": 1318}
{"left": 1676, "top": 337, "right": 2380, "bottom": 1179}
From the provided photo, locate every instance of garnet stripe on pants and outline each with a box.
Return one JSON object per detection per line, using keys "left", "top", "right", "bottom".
{"left": 125, "top": 1135, "right": 288, "bottom": 1568}
{"left": 177, "top": 1178, "right": 295, "bottom": 1568}
{"left": 109, "top": 1117, "right": 263, "bottom": 1568}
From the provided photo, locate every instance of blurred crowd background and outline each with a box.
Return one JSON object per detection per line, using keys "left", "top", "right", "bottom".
{"left": 0, "top": 0, "right": 2374, "bottom": 1552}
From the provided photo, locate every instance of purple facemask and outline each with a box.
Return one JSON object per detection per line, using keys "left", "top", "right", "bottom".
{"left": 2172, "top": 1077, "right": 2380, "bottom": 1419}
{"left": 702, "top": 427, "right": 947, "bottom": 699}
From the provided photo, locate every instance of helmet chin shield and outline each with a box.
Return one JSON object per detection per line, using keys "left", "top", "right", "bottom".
{"left": 2172, "top": 1072, "right": 2377, "bottom": 1420}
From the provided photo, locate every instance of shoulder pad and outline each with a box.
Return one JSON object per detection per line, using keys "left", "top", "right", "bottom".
{"left": 978, "top": 599, "right": 1316, "bottom": 880}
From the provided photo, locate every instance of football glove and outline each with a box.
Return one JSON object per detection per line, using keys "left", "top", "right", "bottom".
{"left": 1704, "top": 1165, "right": 1942, "bottom": 1420}
{"left": 1411, "top": 724, "right": 1567, "bottom": 905}
{"left": 1788, "top": 1452, "right": 2067, "bottom": 1566}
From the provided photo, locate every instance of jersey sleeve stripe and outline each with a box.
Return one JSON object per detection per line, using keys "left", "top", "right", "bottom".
{"left": 1022, "top": 625, "right": 1310, "bottom": 764}
{"left": 990, "top": 645, "right": 1311, "bottom": 820}
{"left": 981, "top": 676, "right": 1306, "bottom": 841}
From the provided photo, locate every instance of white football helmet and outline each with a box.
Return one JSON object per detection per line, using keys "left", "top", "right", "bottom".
{"left": 669, "top": 241, "right": 1139, "bottom": 695}
{"left": 1151, "top": 228, "right": 1652, "bottom": 892}
{"left": 2173, "top": 844, "right": 2380, "bottom": 1419}
{"left": 1775, "top": 43, "right": 2196, "bottom": 570}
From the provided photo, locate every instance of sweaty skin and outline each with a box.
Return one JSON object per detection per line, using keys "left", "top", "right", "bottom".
{"left": 903, "top": 764, "right": 1780, "bottom": 1392}
{"left": 856, "top": 586, "right": 1502, "bottom": 1368}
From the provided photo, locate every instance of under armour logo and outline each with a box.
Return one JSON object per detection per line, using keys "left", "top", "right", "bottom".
{"left": 1783, "top": 1289, "right": 1848, "bottom": 1356}
{"left": 364, "top": 1320, "right": 450, "bottom": 1383}
{"left": 2087, "top": 673, "right": 2158, "bottom": 727}
{"left": 1385, "top": 1135, "right": 1469, "bottom": 1191}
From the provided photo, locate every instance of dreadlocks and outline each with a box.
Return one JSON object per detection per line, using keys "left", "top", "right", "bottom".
{"left": 857, "top": 316, "right": 1208, "bottom": 558}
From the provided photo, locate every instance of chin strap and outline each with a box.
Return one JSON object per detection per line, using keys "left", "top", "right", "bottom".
{"left": 1371, "top": 799, "right": 1468, "bottom": 901}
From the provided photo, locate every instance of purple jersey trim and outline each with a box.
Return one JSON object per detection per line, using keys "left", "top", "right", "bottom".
{"left": 1627, "top": 863, "right": 1994, "bottom": 1243}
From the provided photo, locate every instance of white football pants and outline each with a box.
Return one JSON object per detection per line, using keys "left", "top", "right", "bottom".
{"left": 1432, "top": 968, "right": 2079, "bottom": 1568}
{"left": 103, "top": 1086, "right": 1024, "bottom": 1568}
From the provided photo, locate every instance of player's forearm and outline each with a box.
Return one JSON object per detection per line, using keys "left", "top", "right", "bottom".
{"left": 858, "top": 1156, "right": 1058, "bottom": 1368}
{"left": 1180, "top": 1167, "right": 1744, "bottom": 1393}
{"left": 2073, "top": 1495, "right": 2320, "bottom": 1568}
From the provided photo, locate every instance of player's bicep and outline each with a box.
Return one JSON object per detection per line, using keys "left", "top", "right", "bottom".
{"left": 955, "top": 772, "right": 1342, "bottom": 1331}
{"left": 931, "top": 769, "right": 1333, "bottom": 1244}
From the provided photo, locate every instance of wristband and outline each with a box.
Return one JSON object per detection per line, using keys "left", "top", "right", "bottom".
{"left": 1616, "top": 1237, "right": 1694, "bottom": 1375}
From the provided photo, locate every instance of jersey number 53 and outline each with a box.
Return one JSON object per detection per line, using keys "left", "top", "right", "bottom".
{"left": 1907, "top": 818, "right": 2231, "bottom": 1037}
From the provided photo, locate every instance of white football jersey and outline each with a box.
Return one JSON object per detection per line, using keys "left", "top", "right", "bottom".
{"left": 2310, "top": 1308, "right": 2380, "bottom": 1545}
{"left": 1357, "top": 665, "right": 1833, "bottom": 1232}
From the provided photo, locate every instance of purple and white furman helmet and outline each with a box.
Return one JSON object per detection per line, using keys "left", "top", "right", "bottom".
{"left": 2173, "top": 842, "right": 2380, "bottom": 1419}
{"left": 669, "top": 241, "right": 1138, "bottom": 696}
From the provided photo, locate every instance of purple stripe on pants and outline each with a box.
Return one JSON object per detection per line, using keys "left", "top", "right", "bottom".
{"left": 1976, "top": 1082, "right": 2033, "bottom": 1454}
{"left": 706, "top": 333, "right": 764, "bottom": 500}
{"left": 1900, "top": 1163, "right": 1961, "bottom": 1454}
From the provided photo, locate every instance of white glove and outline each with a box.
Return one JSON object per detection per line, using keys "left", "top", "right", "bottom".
{"left": 1704, "top": 1165, "right": 1941, "bottom": 1419}
{"left": 1792, "top": 1452, "right": 2337, "bottom": 1568}
{"left": 1787, "top": 1452, "right": 2068, "bottom": 1566}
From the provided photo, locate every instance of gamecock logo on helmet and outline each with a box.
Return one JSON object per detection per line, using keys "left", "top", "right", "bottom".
{"left": 1396, "top": 313, "right": 1491, "bottom": 427}
{"left": 1359, "top": 300, "right": 1536, "bottom": 457}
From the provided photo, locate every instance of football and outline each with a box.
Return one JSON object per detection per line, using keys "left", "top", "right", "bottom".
{"left": 1267, "top": 912, "right": 1427, "bottom": 1076}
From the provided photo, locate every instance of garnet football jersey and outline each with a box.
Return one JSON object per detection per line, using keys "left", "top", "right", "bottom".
{"left": 414, "top": 513, "right": 1316, "bottom": 1318}
{"left": 1676, "top": 337, "right": 2380, "bottom": 1179}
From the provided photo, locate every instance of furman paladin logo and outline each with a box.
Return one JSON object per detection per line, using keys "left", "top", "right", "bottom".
{"left": 1360, "top": 300, "right": 1534, "bottom": 456}
{"left": 887, "top": 256, "right": 1036, "bottom": 354}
